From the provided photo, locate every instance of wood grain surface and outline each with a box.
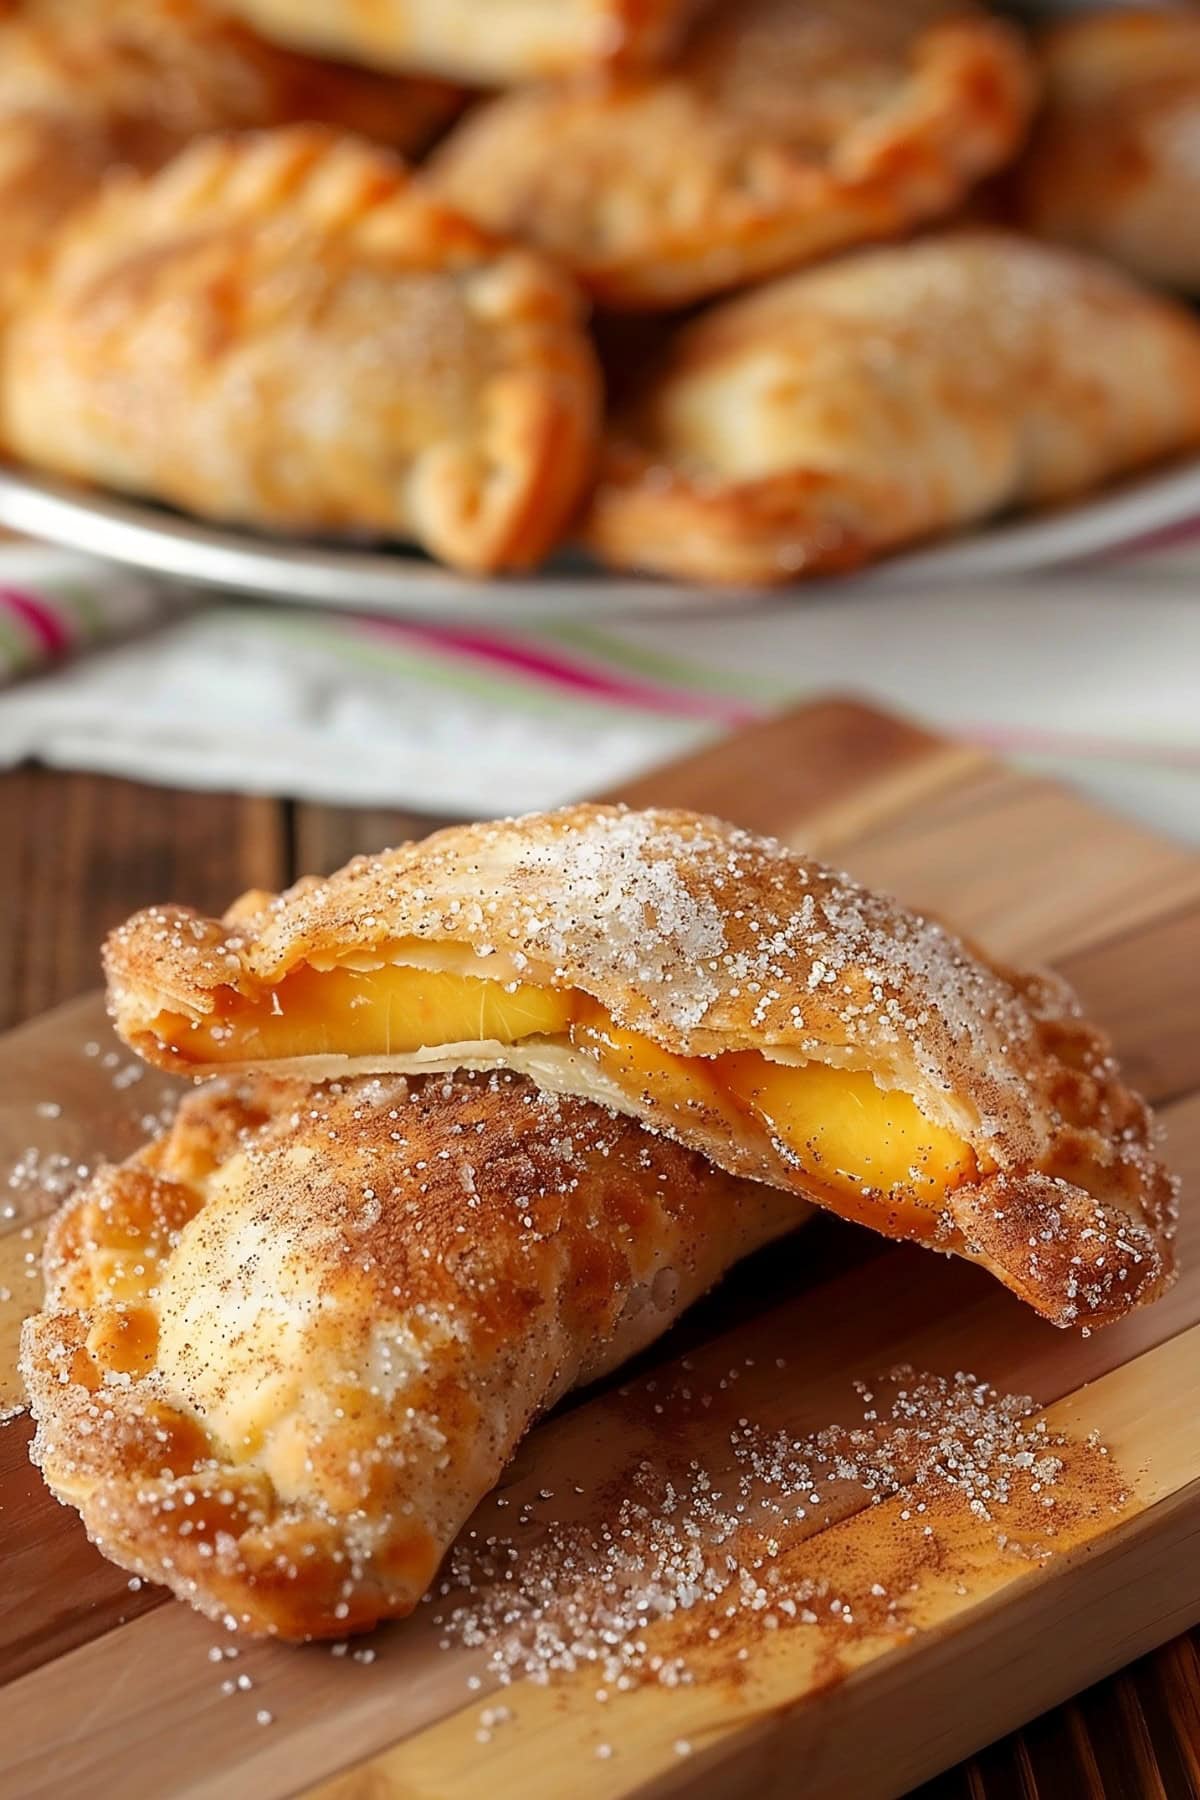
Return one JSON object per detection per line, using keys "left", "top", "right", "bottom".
{"left": 0, "top": 697, "right": 1197, "bottom": 1800}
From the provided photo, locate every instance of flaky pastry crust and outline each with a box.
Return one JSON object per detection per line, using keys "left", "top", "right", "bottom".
{"left": 104, "top": 804, "right": 1178, "bottom": 1328}
{"left": 1, "top": 128, "right": 600, "bottom": 573}
{"left": 430, "top": 0, "right": 1036, "bottom": 309}
{"left": 0, "top": 1, "right": 461, "bottom": 312}
{"left": 223, "top": 0, "right": 697, "bottom": 86}
{"left": 0, "top": 0, "right": 463, "bottom": 163}
{"left": 21, "top": 1070, "right": 801, "bottom": 1637}
{"left": 583, "top": 231, "right": 1200, "bottom": 584}
{"left": 1014, "top": 9, "right": 1200, "bottom": 294}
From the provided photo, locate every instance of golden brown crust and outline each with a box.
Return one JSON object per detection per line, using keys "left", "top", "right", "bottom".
{"left": 103, "top": 803, "right": 1178, "bottom": 1328}
{"left": 582, "top": 231, "right": 1200, "bottom": 584}
{"left": 1, "top": 128, "right": 601, "bottom": 573}
{"left": 1014, "top": 9, "right": 1200, "bottom": 294}
{"left": 0, "top": 113, "right": 116, "bottom": 315}
{"left": 21, "top": 1070, "right": 799, "bottom": 1637}
{"left": 0, "top": 1, "right": 461, "bottom": 315}
{"left": 223, "top": 0, "right": 698, "bottom": 86}
{"left": 0, "top": 0, "right": 462, "bottom": 159}
{"left": 429, "top": 0, "right": 1036, "bottom": 309}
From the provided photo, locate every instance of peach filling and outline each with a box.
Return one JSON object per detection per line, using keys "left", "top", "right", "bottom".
{"left": 150, "top": 960, "right": 975, "bottom": 1232}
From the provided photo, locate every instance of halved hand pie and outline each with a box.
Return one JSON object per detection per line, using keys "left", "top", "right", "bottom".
{"left": 222, "top": 0, "right": 697, "bottom": 86}
{"left": 21, "top": 1070, "right": 802, "bottom": 1637}
{"left": 583, "top": 231, "right": 1200, "bottom": 583}
{"left": 105, "top": 803, "right": 1179, "bottom": 1329}
{"left": 429, "top": 0, "right": 1035, "bottom": 309}
{"left": 1014, "top": 8, "right": 1200, "bottom": 295}
{"left": 1, "top": 127, "right": 600, "bottom": 573}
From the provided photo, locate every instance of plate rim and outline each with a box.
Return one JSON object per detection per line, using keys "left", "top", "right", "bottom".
{"left": 0, "top": 456, "right": 1197, "bottom": 619}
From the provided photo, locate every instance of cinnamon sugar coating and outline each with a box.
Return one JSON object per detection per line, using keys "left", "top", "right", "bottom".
{"left": 104, "top": 804, "right": 1179, "bottom": 1328}
{"left": 22, "top": 1070, "right": 799, "bottom": 1637}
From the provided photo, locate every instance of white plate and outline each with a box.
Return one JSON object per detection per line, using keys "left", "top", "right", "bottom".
{"left": 0, "top": 456, "right": 1197, "bottom": 620}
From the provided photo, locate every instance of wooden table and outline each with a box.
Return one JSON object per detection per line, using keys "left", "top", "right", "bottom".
{"left": 2, "top": 719, "right": 1198, "bottom": 1799}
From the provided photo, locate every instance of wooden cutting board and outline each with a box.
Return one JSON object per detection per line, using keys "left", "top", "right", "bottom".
{"left": 1, "top": 698, "right": 1197, "bottom": 1800}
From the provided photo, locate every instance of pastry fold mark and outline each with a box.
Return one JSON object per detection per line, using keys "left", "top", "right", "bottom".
{"left": 0, "top": 0, "right": 462, "bottom": 310}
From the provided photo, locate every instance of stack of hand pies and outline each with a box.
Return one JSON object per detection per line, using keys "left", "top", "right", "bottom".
{"left": 22, "top": 806, "right": 1178, "bottom": 1637}
{"left": 2, "top": 0, "right": 1200, "bottom": 583}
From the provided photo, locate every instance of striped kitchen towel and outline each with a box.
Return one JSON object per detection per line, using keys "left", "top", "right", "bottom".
{"left": 0, "top": 548, "right": 186, "bottom": 674}
{"left": 0, "top": 543, "right": 1196, "bottom": 838}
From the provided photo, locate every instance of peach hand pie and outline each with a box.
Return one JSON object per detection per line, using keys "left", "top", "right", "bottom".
{"left": 583, "top": 232, "right": 1200, "bottom": 585}
{"left": 222, "top": 0, "right": 697, "bottom": 87}
{"left": 0, "top": 128, "right": 600, "bottom": 574}
{"left": 428, "top": 0, "right": 1035, "bottom": 310}
{"left": 1014, "top": 9, "right": 1200, "bottom": 295}
{"left": 105, "top": 804, "right": 1178, "bottom": 1330}
{"left": 21, "top": 1070, "right": 802, "bottom": 1637}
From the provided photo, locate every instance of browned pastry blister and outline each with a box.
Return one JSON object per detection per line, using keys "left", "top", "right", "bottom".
{"left": 21, "top": 1070, "right": 804, "bottom": 1637}
{"left": 103, "top": 803, "right": 1179, "bottom": 1330}
{"left": 1, "top": 127, "right": 601, "bottom": 573}
{"left": 221, "top": 0, "right": 700, "bottom": 86}
{"left": 0, "top": 0, "right": 463, "bottom": 307}
{"left": 429, "top": 0, "right": 1037, "bottom": 309}
{"left": 1013, "top": 8, "right": 1200, "bottom": 295}
{"left": 582, "top": 231, "right": 1200, "bottom": 584}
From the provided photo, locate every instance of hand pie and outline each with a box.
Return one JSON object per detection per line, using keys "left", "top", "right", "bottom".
{"left": 429, "top": 0, "right": 1035, "bottom": 310}
{"left": 1, "top": 128, "right": 601, "bottom": 574}
{"left": 222, "top": 0, "right": 696, "bottom": 86}
{"left": 0, "top": 0, "right": 462, "bottom": 163}
{"left": 104, "top": 804, "right": 1178, "bottom": 1330}
{"left": 1013, "top": 9, "right": 1200, "bottom": 295}
{"left": 21, "top": 1070, "right": 802, "bottom": 1637}
{"left": 582, "top": 231, "right": 1200, "bottom": 584}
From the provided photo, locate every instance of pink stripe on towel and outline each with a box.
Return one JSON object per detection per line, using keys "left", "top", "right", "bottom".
{"left": 0, "top": 586, "right": 72, "bottom": 658}
{"left": 362, "top": 617, "right": 759, "bottom": 728}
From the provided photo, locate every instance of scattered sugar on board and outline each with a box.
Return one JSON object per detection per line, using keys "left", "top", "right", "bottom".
{"left": 433, "top": 1367, "right": 1128, "bottom": 1696}
{"left": 5, "top": 1040, "right": 178, "bottom": 1216}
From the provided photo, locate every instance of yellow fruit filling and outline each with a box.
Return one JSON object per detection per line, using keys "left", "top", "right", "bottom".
{"left": 157, "top": 961, "right": 576, "bottom": 1063}
{"left": 720, "top": 1054, "right": 973, "bottom": 1235}
{"left": 149, "top": 957, "right": 975, "bottom": 1227}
